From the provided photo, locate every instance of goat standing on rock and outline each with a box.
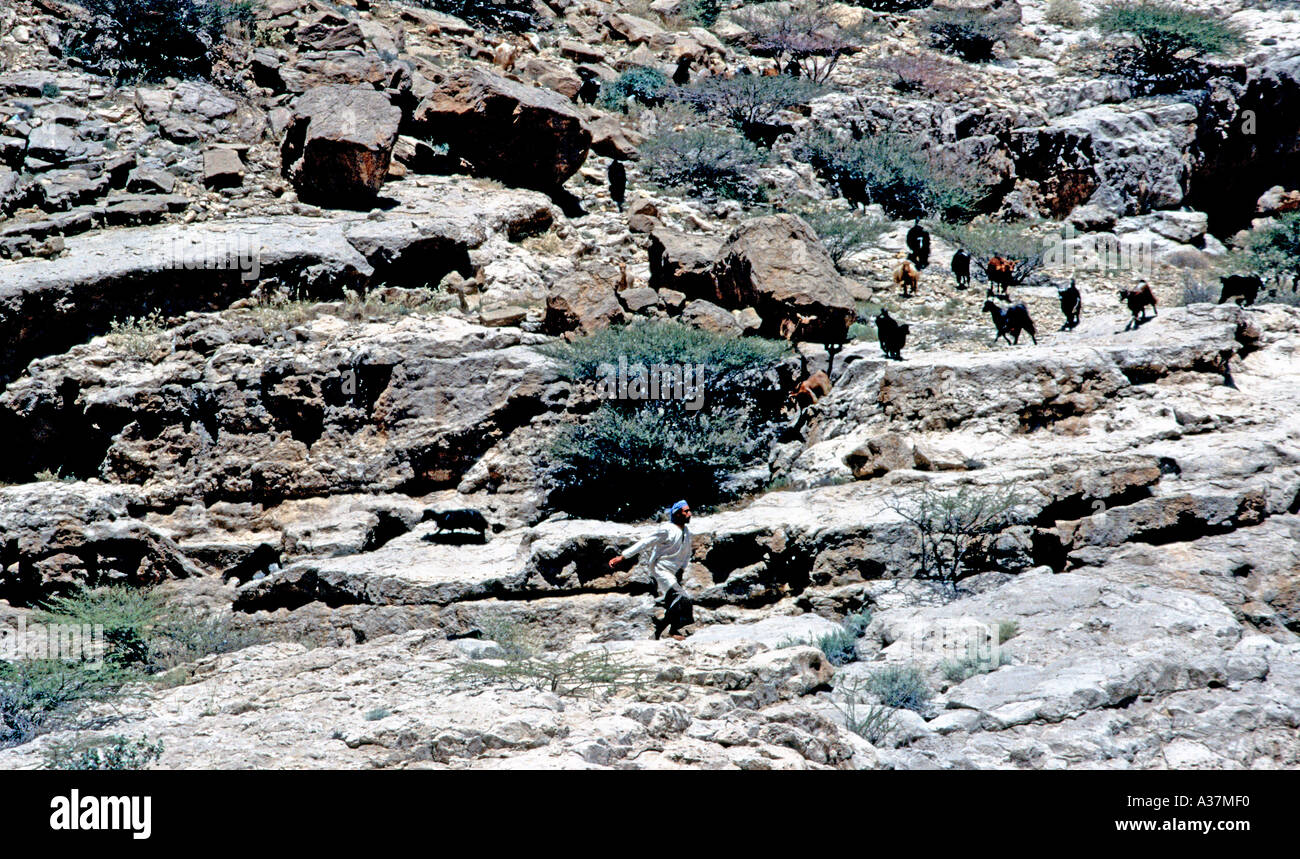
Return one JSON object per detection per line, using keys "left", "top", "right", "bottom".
{"left": 1119, "top": 281, "right": 1157, "bottom": 329}
{"left": 1058, "top": 278, "right": 1081, "bottom": 329}
{"left": 983, "top": 299, "right": 1037, "bottom": 345}
{"left": 906, "top": 219, "right": 930, "bottom": 269}
{"left": 894, "top": 259, "right": 920, "bottom": 297}
{"left": 1219, "top": 274, "right": 1261, "bottom": 306}
{"left": 875, "top": 309, "right": 909, "bottom": 360}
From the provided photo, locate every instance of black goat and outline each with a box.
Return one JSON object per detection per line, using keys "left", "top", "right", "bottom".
{"left": 1218, "top": 274, "right": 1261, "bottom": 306}
{"left": 576, "top": 68, "right": 601, "bottom": 105}
{"left": 951, "top": 249, "right": 970, "bottom": 289}
{"left": 673, "top": 56, "right": 692, "bottom": 86}
{"left": 906, "top": 220, "right": 930, "bottom": 269}
{"left": 740, "top": 119, "right": 795, "bottom": 148}
{"left": 875, "top": 309, "right": 909, "bottom": 360}
{"left": 1058, "top": 278, "right": 1081, "bottom": 329}
{"left": 982, "top": 299, "right": 1037, "bottom": 345}
{"left": 608, "top": 160, "right": 626, "bottom": 210}
{"left": 422, "top": 508, "right": 490, "bottom": 539}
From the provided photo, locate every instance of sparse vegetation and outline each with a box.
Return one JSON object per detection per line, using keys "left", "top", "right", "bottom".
{"left": 1045, "top": 0, "right": 1087, "bottom": 28}
{"left": 926, "top": 6, "right": 1015, "bottom": 62}
{"left": 680, "top": 0, "right": 721, "bottom": 26}
{"left": 599, "top": 67, "right": 670, "bottom": 112}
{"left": 445, "top": 617, "right": 651, "bottom": 696}
{"left": 795, "top": 131, "right": 984, "bottom": 220}
{"left": 733, "top": 0, "right": 872, "bottom": 83}
{"left": 1180, "top": 275, "right": 1219, "bottom": 306}
{"left": 1240, "top": 211, "right": 1300, "bottom": 286}
{"left": 43, "top": 734, "right": 164, "bottom": 770}
{"left": 844, "top": 0, "right": 931, "bottom": 10}
{"left": 793, "top": 203, "right": 891, "bottom": 269}
{"left": 640, "top": 124, "right": 769, "bottom": 204}
{"left": 0, "top": 659, "right": 133, "bottom": 749}
{"left": 364, "top": 708, "right": 391, "bottom": 721}
{"left": 941, "top": 649, "right": 1011, "bottom": 684}
{"left": 1093, "top": 1, "right": 1245, "bottom": 91}
{"left": 64, "top": 0, "right": 258, "bottom": 82}
{"left": 930, "top": 220, "right": 1048, "bottom": 284}
{"left": 828, "top": 674, "right": 897, "bottom": 745}
{"left": 875, "top": 52, "right": 968, "bottom": 96}
{"left": 886, "top": 484, "right": 1023, "bottom": 596}
{"left": 107, "top": 309, "right": 171, "bottom": 357}
{"left": 677, "top": 74, "right": 826, "bottom": 133}
{"left": 997, "top": 620, "right": 1019, "bottom": 644}
{"left": 865, "top": 663, "right": 932, "bottom": 713}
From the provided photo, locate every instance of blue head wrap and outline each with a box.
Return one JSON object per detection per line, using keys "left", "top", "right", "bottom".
{"left": 669, "top": 500, "right": 689, "bottom": 516}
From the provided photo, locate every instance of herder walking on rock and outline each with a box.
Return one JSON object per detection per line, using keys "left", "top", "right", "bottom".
{"left": 609, "top": 500, "right": 695, "bottom": 640}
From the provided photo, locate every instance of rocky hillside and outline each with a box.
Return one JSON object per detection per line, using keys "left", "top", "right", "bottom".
{"left": 1, "top": 0, "right": 1299, "bottom": 769}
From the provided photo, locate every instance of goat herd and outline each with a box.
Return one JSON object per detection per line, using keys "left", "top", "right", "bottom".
{"left": 870, "top": 222, "right": 1263, "bottom": 362}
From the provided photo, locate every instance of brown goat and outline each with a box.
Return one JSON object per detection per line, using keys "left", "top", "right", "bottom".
{"left": 789, "top": 370, "right": 832, "bottom": 408}
{"left": 985, "top": 256, "right": 1016, "bottom": 298}
{"left": 893, "top": 260, "right": 920, "bottom": 297}
{"left": 1119, "top": 282, "right": 1158, "bottom": 329}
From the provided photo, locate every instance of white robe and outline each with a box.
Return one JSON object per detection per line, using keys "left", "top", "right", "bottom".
{"left": 622, "top": 522, "right": 691, "bottom": 595}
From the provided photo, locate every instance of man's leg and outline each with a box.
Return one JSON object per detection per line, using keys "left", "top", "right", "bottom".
{"left": 664, "top": 585, "right": 694, "bottom": 638}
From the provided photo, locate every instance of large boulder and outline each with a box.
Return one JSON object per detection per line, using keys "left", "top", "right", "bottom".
{"left": 710, "top": 215, "right": 857, "bottom": 343}
{"left": 412, "top": 68, "right": 591, "bottom": 192}
{"left": 648, "top": 228, "right": 721, "bottom": 297}
{"left": 280, "top": 85, "right": 402, "bottom": 208}
{"left": 544, "top": 268, "right": 625, "bottom": 335}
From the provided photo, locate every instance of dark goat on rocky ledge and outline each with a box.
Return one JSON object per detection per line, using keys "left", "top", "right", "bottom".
{"left": 1119, "top": 282, "right": 1157, "bottom": 329}
{"left": 983, "top": 299, "right": 1037, "bottom": 345}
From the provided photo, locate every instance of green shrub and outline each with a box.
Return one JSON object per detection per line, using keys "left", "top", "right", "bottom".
{"left": 793, "top": 204, "right": 890, "bottom": 269}
{"left": 1240, "top": 212, "right": 1300, "bottom": 284}
{"left": 941, "top": 651, "right": 1010, "bottom": 684}
{"left": 997, "top": 620, "right": 1019, "bottom": 643}
{"left": 829, "top": 674, "right": 896, "bottom": 744}
{"left": 1093, "top": 1, "right": 1245, "bottom": 90}
{"left": 445, "top": 641, "right": 651, "bottom": 696}
{"left": 677, "top": 74, "right": 826, "bottom": 131}
{"left": 866, "top": 663, "right": 932, "bottom": 713}
{"left": 886, "top": 484, "right": 1023, "bottom": 596}
{"left": 816, "top": 629, "right": 861, "bottom": 666}
{"left": 541, "top": 321, "right": 790, "bottom": 520}
{"left": 64, "top": 0, "right": 257, "bottom": 82}
{"left": 43, "top": 734, "right": 164, "bottom": 770}
{"left": 363, "top": 708, "right": 390, "bottom": 721}
{"left": 926, "top": 7, "right": 1015, "bottom": 62}
{"left": 680, "top": 0, "right": 721, "bottom": 26}
{"left": 36, "top": 586, "right": 267, "bottom": 675}
{"left": 599, "top": 67, "right": 670, "bottom": 112}
{"left": 930, "top": 220, "right": 1048, "bottom": 285}
{"left": 539, "top": 319, "right": 790, "bottom": 383}
{"left": 0, "top": 660, "right": 132, "bottom": 749}
{"left": 641, "top": 125, "right": 769, "bottom": 204}
{"left": 795, "top": 131, "right": 981, "bottom": 220}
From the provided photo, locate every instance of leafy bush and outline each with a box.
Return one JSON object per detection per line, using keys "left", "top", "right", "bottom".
{"left": 1180, "top": 276, "right": 1219, "bottom": 306}
{"left": 1240, "top": 211, "right": 1300, "bottom": 284}
{"left": 641, "top": 125, "right": 769, "bottom": 203}
{"left": 540, "top": 319, "right": 790, "bottom": 383}
{"left": 733, "top": 0, "right": 871, "bottom": 83}
{"left": 43, "top": 735, "right": 164, "bottom": 770}
{"left": 886, "top": 484, "right": 1023, "bottom": 596}
{"left": 997, "top": 620, "right": 1019, "bottom": 643}
{"left": 930, "top": 220, "right": 1048, "bottom": 285}
{"left": 816, "top": 629, "right": 861, "bottom": 666}
{"left": 680, "top": 0, "right": 721, "bottom": 26}
{"left": 541, "top": 321, "right": 790, "bottom": 520}
{"left": 793, "top": 204, "right": 890, "bottom": 269}
{"left": 866, "top": 663, "right": 932, "bottom": 713}
{"left": 445, "top": 628, "right": 651, "bottom": 696}
{"left": 36, "top": 586, "right": 266, "bottom": 675}
{"left": 421, "top": 0, "right": 542, "bottom": 32}
{"left": 676, "top": 74, "right": 826, "bottom": 131}
{"left": 1093, "top": 2, "right": 1245, "bottom": 90}
{"left": 795, "top": 131, "right": 982, "bottom": 220}
{"left": 64, "top": 0, "right": 256, "bottom": 82}
{"left": 926, "top": 6, "right": 1015, "bottom": 62}
{"left": 599, "top": 67, "right": 670, "bottom": 112}
{"left": 0, "top": 660, "right": 132, "bottom": 749}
